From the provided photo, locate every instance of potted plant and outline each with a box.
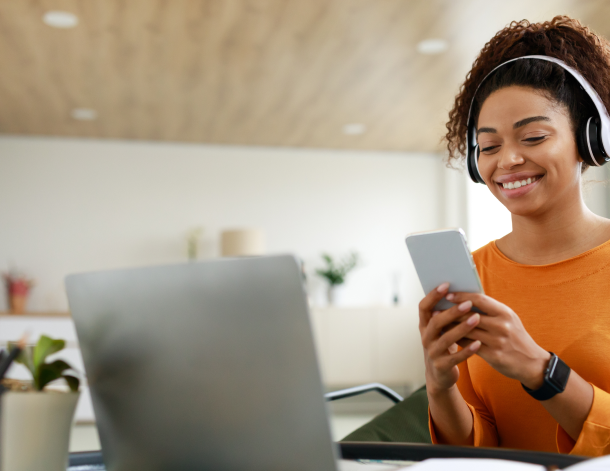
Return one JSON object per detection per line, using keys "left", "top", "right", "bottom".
{"left": 1, "top": 335, "right": 80, "bottom": 470}
{"left": 186, "top": 227, "right": 204, "bottom": 261}
{"left": 2, "top": 271, "right": 34, "bottom": 314}
{"left": 315, "top": 252, "right": 360, "bottom": 305}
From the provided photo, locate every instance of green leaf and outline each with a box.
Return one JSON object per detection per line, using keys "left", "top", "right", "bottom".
{"left": 315, "top": 252, "right": 360, "bottom": 286}
{"left": 33, "top": 336, "right": 65, "bottom": 372}
{"left": 37, "top": 360, "right": 72, "bottom": 391}
{"left": 9, "top": 342, "right": 35, "bottom": 377}
{"left": 9, "top": 336, "right": 78, "bottom": 392}
{"left": 62, "top": 375, "right": 80, "bottom": 392}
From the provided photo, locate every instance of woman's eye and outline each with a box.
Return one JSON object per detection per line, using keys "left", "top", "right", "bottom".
{"left": 523, "top": 136, "right": 547, "bottom": 143}
{"left": 481, "top": 145, "right": 500, "bottom": 153}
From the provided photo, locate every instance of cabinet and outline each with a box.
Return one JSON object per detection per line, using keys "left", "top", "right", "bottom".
{"left": 309, "top": 307, "right": 425, "bottom": 389}
{"left": 0, "top": 307, "right": 426, "bottom": 422}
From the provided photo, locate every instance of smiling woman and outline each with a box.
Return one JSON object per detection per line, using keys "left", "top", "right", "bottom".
{"left": 477, "top": 86, "right": 584, "bottom": 217}
{"left": 417, "top": 16, "right": 610, "bottom": 458}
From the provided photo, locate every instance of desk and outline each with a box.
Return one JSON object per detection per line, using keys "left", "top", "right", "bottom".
{"left": 339, "top": 442, "right": 587, "bottom": 468}
{"left": 68, "top": 443, "right": 588, "bottom": 470}
{"left": 0, "top": 312, "right": 71, "bottom": 317}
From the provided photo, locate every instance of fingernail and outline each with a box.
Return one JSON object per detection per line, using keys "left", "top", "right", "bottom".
{"left": 467, "top": 314, "right": 479, "bottom": 325}
{"left": 470, "top": 340, "right": 481, "bottom": 351}
{"left": 446, "top": 293, "right": 455, "bottom": 301}
{"left": 431, "top": 311, "right": 440, "bottom": 317}
{"left": 437, "top": 283, "right": 449, "bottom": 293}
{"left": 458, "top": 301, "right": 472, "bottom": 312}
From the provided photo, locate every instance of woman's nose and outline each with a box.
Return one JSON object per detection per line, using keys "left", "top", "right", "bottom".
{"left": 497, "top": 145, "right": 526, "bottom": 169}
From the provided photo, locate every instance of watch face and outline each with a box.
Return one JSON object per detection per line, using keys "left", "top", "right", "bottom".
{"left": 547, "top": 356, "right": 571, "bottom": 392}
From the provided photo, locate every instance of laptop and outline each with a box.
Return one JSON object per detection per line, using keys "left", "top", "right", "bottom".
{"left": 66, "top": 255, "right": 338, "bottom": 470}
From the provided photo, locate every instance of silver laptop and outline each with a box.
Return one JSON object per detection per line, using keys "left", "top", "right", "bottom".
{"left": 66, "top": 255, "right": 338, "bottom": 470}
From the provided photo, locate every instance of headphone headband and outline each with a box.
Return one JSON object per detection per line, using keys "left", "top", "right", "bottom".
{"left": 466, "top": 55, "right": 610, "bottom": 183}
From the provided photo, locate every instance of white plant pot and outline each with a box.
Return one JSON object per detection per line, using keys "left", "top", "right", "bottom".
{"left": 0, "top": 391, "right": 80, "bottom": 470}
{"left": 327, "top": 285, "right": 347, "bottom": 306}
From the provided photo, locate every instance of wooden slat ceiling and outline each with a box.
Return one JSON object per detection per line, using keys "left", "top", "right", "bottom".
{"left": 1, "top": 0, "right": 610, "bottom": 152}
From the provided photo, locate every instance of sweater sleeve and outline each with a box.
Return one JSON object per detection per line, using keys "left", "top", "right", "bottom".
{"left": 429, "top": 357, "right": 499, "bottom": 447}
{"left": 557, "top": 384, "right": 610, "bottom": 456}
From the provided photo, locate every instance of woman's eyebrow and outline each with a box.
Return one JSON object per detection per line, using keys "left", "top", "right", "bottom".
{"left": 476, "top": 115, "right": 550, "bottom": 135}
{"left": 513, "top": 116, "right": 550, "bottom": 129}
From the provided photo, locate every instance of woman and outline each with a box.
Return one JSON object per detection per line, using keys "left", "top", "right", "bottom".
{"left": 420, "top": 16, "right": 610, "bottom": 456}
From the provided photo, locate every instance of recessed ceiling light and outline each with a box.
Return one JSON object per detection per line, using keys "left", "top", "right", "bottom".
{"left": 416, "top": 38, "right": 448, "bottom": 55}
{"left": 71, "top": 108, "right": 98, "bottom": 121}
{"left": 43, "top": 11, "right": 79, "bottom": 29}
{"left": 343, "top": 123, "right": 366, "bottom": 135}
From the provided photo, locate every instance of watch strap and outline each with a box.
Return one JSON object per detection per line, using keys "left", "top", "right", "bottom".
{"left": 522, "top": 353, "right": 571, "bottom": 401}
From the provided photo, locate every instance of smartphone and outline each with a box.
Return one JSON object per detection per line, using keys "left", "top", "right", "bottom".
{"left": 405, "top": 228, "right": 484, "bottom": 312}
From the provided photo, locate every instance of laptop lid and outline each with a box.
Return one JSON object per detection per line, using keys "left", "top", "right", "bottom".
{"left": 66, "top": 255, "right": 337, "bottom": 470}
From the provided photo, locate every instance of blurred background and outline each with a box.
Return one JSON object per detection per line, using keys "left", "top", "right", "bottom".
{"left": 1, "top": 0, "right": 610, "bottom": 449}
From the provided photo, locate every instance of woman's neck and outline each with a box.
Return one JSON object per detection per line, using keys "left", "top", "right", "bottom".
{"left": 496, "top": 193, "right": 610, "bottom": 265}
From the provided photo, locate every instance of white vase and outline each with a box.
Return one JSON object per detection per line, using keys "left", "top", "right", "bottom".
{"left": 327, "top": 285, "right": 346, "bottom": 306}
{"left": 0, "top": 391, "right": 80, "bottom": 470}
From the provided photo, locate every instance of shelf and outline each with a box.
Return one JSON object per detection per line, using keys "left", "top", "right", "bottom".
{"left": 0, "top": 312, "right": 71, "bottom": 318}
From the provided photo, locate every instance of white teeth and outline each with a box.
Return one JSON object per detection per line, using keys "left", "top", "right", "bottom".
{"left": 501, "top": 176, "right": 539, "bottom": 189}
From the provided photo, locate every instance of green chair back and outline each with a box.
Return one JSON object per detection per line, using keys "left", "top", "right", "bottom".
{"left": 341, "top": 385, "right": 431, "bottom": 443}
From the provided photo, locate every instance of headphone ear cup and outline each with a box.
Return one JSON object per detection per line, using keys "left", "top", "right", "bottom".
{"left": 466, "top": 144, "right": 477, "bottom": 182}
{"left": 578, "top": 116, "right": 608, "bottom": 166}
{"left": 591, "top": 117, "right": 609, "bottom": 164}
{"left": 467, "top": 143, "right": 485, "bottom": 184}
{"left": 577, "top": 119, "right": 590, "bottom": 165}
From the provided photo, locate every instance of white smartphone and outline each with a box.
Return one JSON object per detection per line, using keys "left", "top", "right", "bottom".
{"left": 405, "top": 228, "right": 484, "bottom": 312}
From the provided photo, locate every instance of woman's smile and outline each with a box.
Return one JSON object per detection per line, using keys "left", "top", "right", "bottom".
{"left": 494, "top": 172, "right": 544, "bottom": 198}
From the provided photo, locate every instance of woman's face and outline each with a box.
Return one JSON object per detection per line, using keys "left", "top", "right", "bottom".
{"left": 476, "top": 86, "right": 582, "bottom": 217}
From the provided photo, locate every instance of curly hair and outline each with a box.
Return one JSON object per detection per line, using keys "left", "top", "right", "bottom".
{"left": 445, "top": 15, "right": 610, "bottom": 170}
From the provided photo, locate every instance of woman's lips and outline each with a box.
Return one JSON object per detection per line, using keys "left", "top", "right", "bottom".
{"left": 496, "top": 175, "right": 543, "bottom": 198}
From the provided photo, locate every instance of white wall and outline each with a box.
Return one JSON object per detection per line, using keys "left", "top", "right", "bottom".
{"left": 466, "top": 176, "right": 513, "bottom": 251}
{"left": 582, "top": 165, "right": 610, "bottom": 218}
{"left": 0, "top": 136, "right": 446, "bottom": 311}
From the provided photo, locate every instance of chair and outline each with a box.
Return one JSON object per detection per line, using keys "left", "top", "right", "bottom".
{"left": 326, "top": 383, "right": 431, "bottom": 443}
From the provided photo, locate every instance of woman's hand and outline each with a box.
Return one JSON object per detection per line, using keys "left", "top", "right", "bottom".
{"left": 419, "top": 283, "right": 482, "bottom": 395}
{"left": 448, "top": 292, "right": 550, "bottom": 389}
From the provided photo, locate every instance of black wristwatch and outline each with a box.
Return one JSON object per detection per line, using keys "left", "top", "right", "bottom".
{"left": 522, "top": 352, "right": 571, "bottom": 401}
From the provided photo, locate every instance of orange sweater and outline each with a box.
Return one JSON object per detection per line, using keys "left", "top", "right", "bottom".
{"left": 429, "top": 239, "right": 610, "bottom": 456}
